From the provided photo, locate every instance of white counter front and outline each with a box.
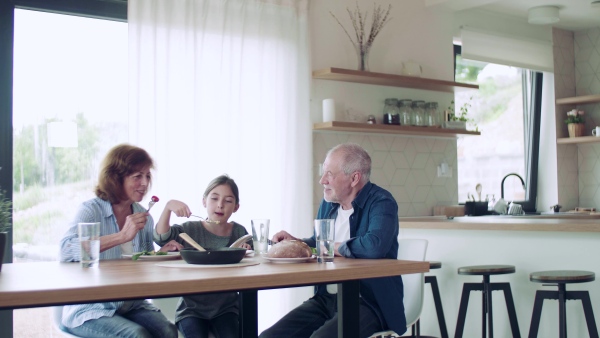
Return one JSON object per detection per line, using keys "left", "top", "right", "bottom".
{"left": 400, "top": 217, "right": 599, "bottom": 337}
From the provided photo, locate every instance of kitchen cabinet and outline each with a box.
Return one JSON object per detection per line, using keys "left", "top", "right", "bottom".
{"left": 312, "top": 68, "right": 480, "bottom": 137}
{"left": 556, "top": 94, "right": 600, "bottom": 144}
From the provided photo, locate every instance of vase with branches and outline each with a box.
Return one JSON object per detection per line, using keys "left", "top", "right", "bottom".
{"left": 330, "top": 2, "right": 392, "bottom": 72}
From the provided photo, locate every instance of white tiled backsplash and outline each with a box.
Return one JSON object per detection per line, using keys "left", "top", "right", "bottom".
{"left": 313, "top": 132, "right": 458, "bottom": 217}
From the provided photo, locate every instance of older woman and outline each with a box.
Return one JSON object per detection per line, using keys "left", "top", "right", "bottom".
{"left": 59, "top": 144, "right": 181, "bottom": 338}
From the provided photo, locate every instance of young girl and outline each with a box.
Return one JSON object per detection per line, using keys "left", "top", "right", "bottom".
{"left": 154, "top": 174, "right": 251, "bottom": 338}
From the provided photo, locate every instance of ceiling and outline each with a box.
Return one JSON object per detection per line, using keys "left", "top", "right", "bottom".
{"left": 426, "top": 0, "right": 600, "bottom": 31}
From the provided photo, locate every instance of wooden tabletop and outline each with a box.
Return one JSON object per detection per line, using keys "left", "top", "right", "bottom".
{"left": 0, "top": 256, "right": 429, "bottom": 310}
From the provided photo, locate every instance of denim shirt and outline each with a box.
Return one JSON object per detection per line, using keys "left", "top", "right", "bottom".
{"left": 59, "top": 197, "right": 158, "bottom": 328}
{"left": 303, "top": 182, "right": 406, "bottom": 335}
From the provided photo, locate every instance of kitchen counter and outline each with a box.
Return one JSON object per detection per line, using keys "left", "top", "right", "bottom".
{"left": 400, "top": 214, "right": 600, "bottom": 232}
{"left": 398, "top": 215, "right": 600, "bottom": 337}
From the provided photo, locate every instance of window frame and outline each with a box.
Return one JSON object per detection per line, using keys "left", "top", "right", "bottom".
{"left": 0, "top": 2, "right": 126, "bottom": 334}
{"left": 454, "top": 44, "right": 542, "bottom": 213}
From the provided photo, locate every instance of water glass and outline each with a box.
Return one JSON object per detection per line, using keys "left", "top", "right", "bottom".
{"left": 78, "top": 222, "right": 100, "bottom": 268}
{"left": 251, "top": 219, "right": 270, "bottom": 255}
{"left": 314, "top": 219, "right": 335, "bottom": 263}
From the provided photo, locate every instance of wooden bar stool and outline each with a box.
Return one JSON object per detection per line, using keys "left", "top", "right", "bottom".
{"left": 528, "top": 270, "right": 599, "bottom": 338}
{"left": 408, "top": 261, "right": 449, "bottom": 338}
{"left": 455, "top": 264, "right": 521, "bottom": 338}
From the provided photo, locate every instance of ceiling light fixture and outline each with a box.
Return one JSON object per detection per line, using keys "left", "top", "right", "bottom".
{"left": 528, "top": 5, "right": 560, "bottom": 25}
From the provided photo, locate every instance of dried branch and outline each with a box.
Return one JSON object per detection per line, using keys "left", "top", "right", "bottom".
{"left": 330, "top": 2, "right": 392, "bottom": 53}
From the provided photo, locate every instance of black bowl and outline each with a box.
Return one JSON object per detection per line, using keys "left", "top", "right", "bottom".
{"left": 180, "top": 247, "right": 247, "bottom": 265}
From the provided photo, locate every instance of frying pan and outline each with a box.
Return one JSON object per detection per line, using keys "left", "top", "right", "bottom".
{"left": 180, "top": 247, "right": 246, "bottom": 265}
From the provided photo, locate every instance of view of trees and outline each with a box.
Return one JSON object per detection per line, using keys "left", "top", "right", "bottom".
{"left": 13, "top": 113, "right": 100, "bottom": 192}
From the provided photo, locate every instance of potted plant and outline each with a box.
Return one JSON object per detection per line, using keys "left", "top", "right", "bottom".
{"left": 565, "top": 109, "right": 585, "bottom": 138}
{"left": 0, "top": 189, "right": 12, "bottom": 272}
{"left": 444, "top": 98, "right": 473, "bottom": 130}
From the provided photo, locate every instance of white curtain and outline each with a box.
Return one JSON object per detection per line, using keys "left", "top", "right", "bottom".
{"left": 128, "top": 0, "right": 312, "bottom": 331}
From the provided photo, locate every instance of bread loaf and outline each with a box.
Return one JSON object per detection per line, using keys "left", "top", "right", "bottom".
{"left": 267, "top": 240, "right": 312, "bottom": 258}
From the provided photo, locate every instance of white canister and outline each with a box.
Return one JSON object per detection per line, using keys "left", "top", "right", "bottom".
{"left": 322, "top": 99, "right": 336, "bottom": 122}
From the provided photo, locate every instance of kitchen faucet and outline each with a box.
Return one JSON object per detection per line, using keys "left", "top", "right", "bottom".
{"left": 501, "top": 173, "right": 526, "bottom": 199}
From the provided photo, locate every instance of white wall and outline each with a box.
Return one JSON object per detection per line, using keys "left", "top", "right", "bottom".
{"left": 310, "top": 0, "right": 458, "bottom": 217}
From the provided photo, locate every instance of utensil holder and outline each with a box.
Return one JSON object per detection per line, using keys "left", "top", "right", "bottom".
{"left": 464, "top": 201, "right": 488, "bottom": 216}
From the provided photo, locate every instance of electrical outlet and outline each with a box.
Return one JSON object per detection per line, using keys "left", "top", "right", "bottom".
{"left": 437, "top": 165, "right": 452, "bottom": 178}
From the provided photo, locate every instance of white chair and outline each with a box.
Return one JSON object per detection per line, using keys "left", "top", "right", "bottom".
{"left": 369, "top": 238, "right": 428, "bottom": 338}
{"left": 52, "top": 306, "right": 81, "bottom": 337}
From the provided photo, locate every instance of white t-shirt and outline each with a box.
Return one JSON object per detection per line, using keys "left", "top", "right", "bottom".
{"left": 327, "top": 206, "right": 353, "bottom": 294}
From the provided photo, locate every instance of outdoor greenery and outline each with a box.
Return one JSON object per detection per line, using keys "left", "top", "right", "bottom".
{"left": 13, "top": 112, "right": 100, "bottom": 190}
{"left": 0, "top": 189, "right": 11, "bottom": 232}
{"left": 12, "top": 113, "right": 102, "bottom": 245}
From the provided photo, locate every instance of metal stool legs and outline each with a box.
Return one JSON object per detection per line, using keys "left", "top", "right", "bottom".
{"left": 415, "top": 275, "right": 449, "bottom": 338}
{"left": 454, "top": 276, "right": 521, "bottom": 338}
{"left": 528, "top": 284, "right": 599, "bottom": 338}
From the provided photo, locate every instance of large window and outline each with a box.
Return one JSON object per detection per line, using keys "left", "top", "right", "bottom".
{"left": 454, "top": 45, "right": 541, "bottom": 212}
{"left": 13, "top": 9, "right": 128, "bottom": 262}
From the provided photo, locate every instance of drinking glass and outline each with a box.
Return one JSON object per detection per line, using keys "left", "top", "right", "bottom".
{"left": 314, "top": 219, "right": 335, "bottom": 263}
{"left": 78, "top": 222, "right": 100, "bottom": 268}
{"left": 251, "top": 219, "right": 270, "bottom": 255}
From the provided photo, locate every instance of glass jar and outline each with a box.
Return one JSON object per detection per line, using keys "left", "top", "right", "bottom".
{"left": 411, "top": 100, "right": 425, "bottom": 126}
{"left": 382, "top": 98, "right": 400, "bottom": 125}
{"left": 425, "top": 102, "right": 439, "bottom": 127}
{"left": 398, "top": 99, "right": 412, "bottom": 126}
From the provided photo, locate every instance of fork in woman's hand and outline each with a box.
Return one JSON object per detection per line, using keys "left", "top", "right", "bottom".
{"left": 147, "top": 196, "right": 159, "bottom": 212}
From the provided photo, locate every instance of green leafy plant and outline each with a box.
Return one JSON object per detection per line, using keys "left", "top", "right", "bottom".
{"left": 447, "top": 98, "right": 479, "bottom": 132}
{"left": 564, "top": 109, "right": 585, "bottom": 124}
{"left": 0, "top": 189, "right": 12, "bottom": 233}
{"left": 447, "top": 98, "right": 471, "bottom": 122}
{"left": 131, "top": 250, "right": 167, "bottom": 260}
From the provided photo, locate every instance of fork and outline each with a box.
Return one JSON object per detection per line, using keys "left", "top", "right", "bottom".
{"left": 190, "top": 215, "right": 221, "bottom": 224}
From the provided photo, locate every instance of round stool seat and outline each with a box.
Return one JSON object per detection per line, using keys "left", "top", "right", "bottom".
{"left": 458, "top": 264, "right": 515, "bottom": 276}
{"left": 429, "top": 261, "right": 442, "bottom": 269}
{"left": 530, "top": 270, "right": 595, "bottom": 284}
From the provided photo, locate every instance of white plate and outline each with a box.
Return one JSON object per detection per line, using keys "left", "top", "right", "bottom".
{"left": 123, "top": 252, "right": 181, "bottom": 260}
{"left": 245, "top": 250, "right": 254, "bottom": 256}
{"left": 263, "top": 256, "right": 315, "bottom": 263}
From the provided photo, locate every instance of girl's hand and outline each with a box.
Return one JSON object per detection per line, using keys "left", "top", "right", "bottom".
{"left": 158, "top": 240, "right": 184, "bottom": 252}
{"left": 121, "top": 212, "right": 149, "bottom": 242}
{"left": 240, "top": 243, "right": 252, "bottom": 250}
{"left": 165, "top": 200, "right": 192, "bottom": 218}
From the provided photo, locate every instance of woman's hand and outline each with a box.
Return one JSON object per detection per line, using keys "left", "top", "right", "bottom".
{"left": 120, "top": 212, "right": 149, "bottom": 242}
{"left": 158, "top": 239, "right": 184, "bottom": 252}
{"left": 240, "top": 242, "right": 252, "bottom": 250}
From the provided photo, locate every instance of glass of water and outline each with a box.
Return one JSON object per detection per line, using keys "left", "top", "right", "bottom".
{"left": 78, "top": 222, "right": 100, "bottom": 268}
{"left": 314, "top": 219, "right": 335, "bottom": 263}
{"left": 251, "top": 219, "right": 270, "bottom": 255}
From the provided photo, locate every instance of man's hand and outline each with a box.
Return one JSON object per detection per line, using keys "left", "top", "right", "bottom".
{"left": 271, "top": 230, "right": 299, "bottom": 243}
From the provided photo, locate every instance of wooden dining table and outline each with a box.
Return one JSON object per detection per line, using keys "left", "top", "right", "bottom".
{"left": 0, "top": 256, "right": 428, "bottom": 338}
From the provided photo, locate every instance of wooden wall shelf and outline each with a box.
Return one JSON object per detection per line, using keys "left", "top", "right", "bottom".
{"left": 556, "top": 94, "right": 600, "bottom": 105}
{"left": 314, "top": 121, "right": 480, "bottom": 137}
{"left": 557, "top": 136, "right": 600, "bottom": 145}
{"left": 312, "top": 68, "right": 479, "bottom": 93}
